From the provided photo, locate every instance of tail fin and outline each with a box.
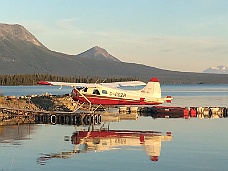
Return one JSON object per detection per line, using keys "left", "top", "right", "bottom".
{"left": 141, "top": 77, "right": 161, "bottom": 98}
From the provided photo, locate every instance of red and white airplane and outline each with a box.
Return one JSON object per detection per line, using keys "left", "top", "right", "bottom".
{"left": 37, "top": 77, "right": 172, "bottom": 107}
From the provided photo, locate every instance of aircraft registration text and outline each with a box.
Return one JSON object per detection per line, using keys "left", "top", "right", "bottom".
{"left": 109, "top": 92, "right": 127, "bottom": 98}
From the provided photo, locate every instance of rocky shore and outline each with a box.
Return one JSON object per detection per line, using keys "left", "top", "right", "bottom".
{"left": 0, "top": 94, "right": 78, "bottom": 112}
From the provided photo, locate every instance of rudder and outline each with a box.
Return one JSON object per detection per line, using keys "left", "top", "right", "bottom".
{"left": 140, "top": 77, "right": 161, "bottom": 98}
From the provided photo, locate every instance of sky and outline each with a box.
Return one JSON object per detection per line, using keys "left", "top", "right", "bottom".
{"left": 0, "top": 0, "right": 228, "bottom": 73}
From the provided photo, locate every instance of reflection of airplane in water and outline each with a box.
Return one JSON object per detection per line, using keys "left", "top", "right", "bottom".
{"left": 72, "top": 129, "right": 172, "bottom": 161}
{"left": 37, "top": 127, "right": 172, "bottom": 165}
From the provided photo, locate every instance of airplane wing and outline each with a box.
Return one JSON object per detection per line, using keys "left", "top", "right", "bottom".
{"left": 101, "top": 81, "right": 146, "bottom": 88}
{"left": 37, "top": 81, "right": 96, "bottom": 88}
{"left": 37, "top": 80, "right": 146, "bottom": 88}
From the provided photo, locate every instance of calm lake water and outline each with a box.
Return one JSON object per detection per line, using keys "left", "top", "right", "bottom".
{"left": 0, "top": 84, "right": 228, "bottom": 171}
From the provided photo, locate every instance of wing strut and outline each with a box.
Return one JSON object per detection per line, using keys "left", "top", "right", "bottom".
{"left": 74, "top": 88, "right": 92, "bottom": 110}
{"left": 73, "top": 102, "right": 85, "bottom": 112}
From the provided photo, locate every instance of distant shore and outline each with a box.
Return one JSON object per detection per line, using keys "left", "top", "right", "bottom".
{"left": 1, "top": 74, "right": 228, "bottom": 86}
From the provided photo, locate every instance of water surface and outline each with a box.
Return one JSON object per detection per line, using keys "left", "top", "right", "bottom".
{"left": 0, "top": 84, "right": 228, "bottom": 171}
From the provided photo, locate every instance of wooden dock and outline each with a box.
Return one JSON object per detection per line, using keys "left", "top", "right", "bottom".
{"left": 0, "top": 106, "right": 139, "bottom": 126}
{"left": 0, "top": 106, "right": 103, "bottom": 126}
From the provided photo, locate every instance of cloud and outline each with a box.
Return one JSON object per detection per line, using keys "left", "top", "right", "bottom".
{"left": 24, "top": 18, "right": 85, "bottom": 37}
{"left": 21, "top": 21, "right": 52, "bottom": 35}
{"left": 108, "top": 35, "right": 228, "bottom": 72}
{"left": 55, "top": 18, "right": 84, "bottom": 34}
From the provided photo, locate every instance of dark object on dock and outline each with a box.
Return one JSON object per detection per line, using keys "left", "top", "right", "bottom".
{"left": 150, "top": 106, "right": 189, "bottom": 118}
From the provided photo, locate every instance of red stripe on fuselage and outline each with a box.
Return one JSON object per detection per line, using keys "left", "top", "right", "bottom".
{"left": 72, "top": 95, "right": 161, "bottom": 105}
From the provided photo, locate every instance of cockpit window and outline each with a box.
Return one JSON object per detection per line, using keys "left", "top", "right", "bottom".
{"left": 93, "top": 89, "right": 100, "bottom": 95}
{"left": 83, "top": 87, "right": 88, "bottom": 92}
{"left": 102, "top": 90, "right": 107, "bottom": 94}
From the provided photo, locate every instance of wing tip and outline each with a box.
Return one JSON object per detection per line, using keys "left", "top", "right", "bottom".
{"left": 37, "top": 81, "right": 53, "bottom": 86}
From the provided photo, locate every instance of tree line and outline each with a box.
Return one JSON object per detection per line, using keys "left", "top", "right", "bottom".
{"left": 0, "top": 74, "right": 138, "bottom": 86}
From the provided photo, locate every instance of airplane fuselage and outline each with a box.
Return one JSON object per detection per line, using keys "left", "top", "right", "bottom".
{"left": 71, "top": 85, "right": 164, "bottom": 105}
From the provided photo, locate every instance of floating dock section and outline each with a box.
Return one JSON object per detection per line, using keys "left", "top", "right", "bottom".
{"left": 120, "top": 106, "right": 228, "bottom": 119}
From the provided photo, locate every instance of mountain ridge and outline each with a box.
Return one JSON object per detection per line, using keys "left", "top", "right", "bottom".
{"left": 0, "top": 23, "right": 228, "bottom": 84}
{"left": 0, "top": 23, "right": 45, "bottom": 47}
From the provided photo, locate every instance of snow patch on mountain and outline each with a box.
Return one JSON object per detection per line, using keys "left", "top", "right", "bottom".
{"left": 203, "top": 65, "right": 228, "bottom": 74}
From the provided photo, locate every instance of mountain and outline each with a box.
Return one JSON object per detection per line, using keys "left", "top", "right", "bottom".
{"left": 203, "top": 65, "right": 228, "bottom": 74}
{"left": 1, "top": 23, "right": 228, "bottom": 84}
{"left": 76, "top": 46, "right": 121, "bottom": 62}
{"left": 0, "top": 23, "right": 44, "bottom": 47}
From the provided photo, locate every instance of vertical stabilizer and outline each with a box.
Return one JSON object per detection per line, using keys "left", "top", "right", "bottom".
{"left": 141, "top": 77, "right": 161, "bottom": 98}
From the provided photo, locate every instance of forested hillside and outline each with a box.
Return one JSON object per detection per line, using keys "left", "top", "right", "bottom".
{"left": 0, "top": 74, "right": 137, "bottom": 86}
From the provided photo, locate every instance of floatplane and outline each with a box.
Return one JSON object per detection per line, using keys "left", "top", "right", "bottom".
{"left": 37, "top": 77, "right": 172, "bottom": 111}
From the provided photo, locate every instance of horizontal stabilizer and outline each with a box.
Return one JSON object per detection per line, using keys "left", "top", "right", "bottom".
{"left": 165, "top": 96, "right": 173, "bottom": 103}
